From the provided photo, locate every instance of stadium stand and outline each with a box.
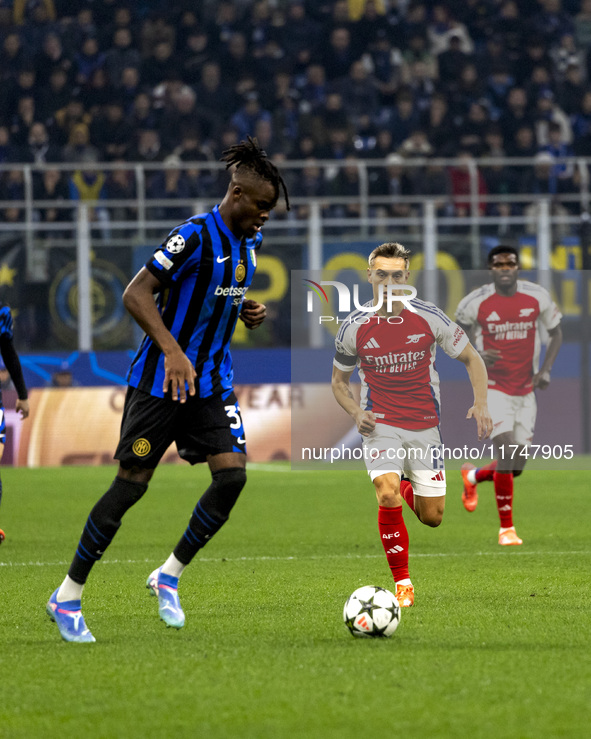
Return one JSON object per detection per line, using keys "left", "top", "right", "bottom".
{"left": 0, "top": 1, "right": 587, "bottom": 170}
{"left": 1, "top": 0, "right": 590, "bottom": 352}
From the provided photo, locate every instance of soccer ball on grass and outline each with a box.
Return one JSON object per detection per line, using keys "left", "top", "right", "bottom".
{"left": 343, "top": 585, "right": 400, "bottom": 638}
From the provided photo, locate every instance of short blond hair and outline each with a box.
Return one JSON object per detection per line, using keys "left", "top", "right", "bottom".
{"left": 368, "top": 242, "right": 411, "bottom": 268}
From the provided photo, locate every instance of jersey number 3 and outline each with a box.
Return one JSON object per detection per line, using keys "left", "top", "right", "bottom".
{"left": 224, "top": 404, "right": 242, "bottom": 430}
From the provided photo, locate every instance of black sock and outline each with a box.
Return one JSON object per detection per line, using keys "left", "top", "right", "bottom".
{"left": 68, "top": 477, "right": 148, "bottom": 584}
{"left": 174, "top": 467, "right": 246, "bottom": 565}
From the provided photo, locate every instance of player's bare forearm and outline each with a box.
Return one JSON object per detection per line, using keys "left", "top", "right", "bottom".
{"left": 534, "top": 325, "right": 562, "bottom": 389}
{"left": 123, "top": 268, "right": 196, "bottom": 401}
{"left": 0, "top": 335, "right": 28, "bottom": 400}
{"left": 458, "top": 344, "right": 488, "bottom": 404}
{"left": 331, "top": 366, "right": 375, "bottom": 435}
{"left": 124, "top": 270, "right": 183, "bottom": 354}
{"left": 457, "top": 343, "right": 493, "bottom": 439}
{"left": 331, "top": 376, "right": 358, "bottom": 416}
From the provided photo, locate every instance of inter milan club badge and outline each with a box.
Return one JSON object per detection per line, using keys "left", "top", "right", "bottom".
{"left": 235, "top": 262, "right": 246, "bottom": 282}
{"left": 132, "top": 438, "right": 151, "bottom": 457}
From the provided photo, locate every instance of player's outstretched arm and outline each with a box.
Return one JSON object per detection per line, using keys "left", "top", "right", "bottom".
{"left": 123, "top": 267, "right": 196, "bottom": 402}
{"left": 456, "top": 343, "right": 493, "bottom": 440}
{"left": 331, "top": 365, "right": 376, "bottom": 436}
{"left": 239, "top": 299, "right": 266, "bottom": 330}
{"left": 533, "top": 324, "right": 562, "bottom": 389}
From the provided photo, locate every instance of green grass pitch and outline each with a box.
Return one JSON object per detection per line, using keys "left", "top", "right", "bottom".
{"left": 1, "top": 463, "right": 590, "bottom": 738}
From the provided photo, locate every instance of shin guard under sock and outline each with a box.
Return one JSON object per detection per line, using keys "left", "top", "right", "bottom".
{"left": 68, "top": 477, "right": 148, "bottom": 584}
{"left": 493, "top": 471, "right": 514, "bottom": 528}
{"left": 378, "top": 505, "right": 410, "bottom": 583}
{"left": 173, "top": 467, "right": 246, "bottom": 565}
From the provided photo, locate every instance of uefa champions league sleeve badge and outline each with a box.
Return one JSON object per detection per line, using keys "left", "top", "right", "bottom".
{"left": 165, "top": 234, "right": 185, "bottom": 254}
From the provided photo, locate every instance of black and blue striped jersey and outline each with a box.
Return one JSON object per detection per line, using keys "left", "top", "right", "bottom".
{"left": 0, "top": 302, "right": 28, "bottom": 404}
{"left": 0, "top": 303, "right": 14, "bottom": 342}
{"left": 127, "top": 205, "right": 261, "bottom": 398}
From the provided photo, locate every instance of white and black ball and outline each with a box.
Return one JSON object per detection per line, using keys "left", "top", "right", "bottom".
{"left": 343, "top": 585, "right": 401, "bottom": 638}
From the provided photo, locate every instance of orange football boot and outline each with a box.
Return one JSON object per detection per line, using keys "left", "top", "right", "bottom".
{"left": 396, "top": 583, "right": 414, "bottom": 607}
{"left": 498, "top": 527, "right": 523, "bottom": 546}
{"left": 461, "top": 463, "right": 478, "bottom": 512}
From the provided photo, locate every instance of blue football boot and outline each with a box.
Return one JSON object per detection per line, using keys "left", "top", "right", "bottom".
{"left": 146, "top": 568, "right": 185, "bottom": 629}
{"left": 46, "top": 589, "right": 96, "bottom": 643}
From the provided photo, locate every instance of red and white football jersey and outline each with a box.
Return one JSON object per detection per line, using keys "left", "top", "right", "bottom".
{"left": 333, "top": 299, "right": 469, "bottom": 430}
{"left": 455, "top": 280, "right": 562, "bottom": 396}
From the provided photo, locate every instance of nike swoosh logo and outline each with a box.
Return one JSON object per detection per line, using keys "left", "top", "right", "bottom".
{"left": 237, "top": 437, "right": 246, "bottom": 444}
{"left": 217, "top": 255, "right": 231, "bottom": 263}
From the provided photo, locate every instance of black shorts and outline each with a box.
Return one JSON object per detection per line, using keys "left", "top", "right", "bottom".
{"left": 115, "top": 386, "right": 246, "bottom": 469}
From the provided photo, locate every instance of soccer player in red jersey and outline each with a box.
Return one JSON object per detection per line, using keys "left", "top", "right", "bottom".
{"left": 332, "top": 242, "right": 493, "bottom": 606}
{"left": 455, "top": 245, "right": 562, "bottom": 545}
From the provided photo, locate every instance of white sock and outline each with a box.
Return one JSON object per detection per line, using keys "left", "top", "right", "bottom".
{"left": 160, "top": 553, "right": 186, "bottom": 579}
{"left": 467, "top": 469, "right": 477, "bottom": 484}
{"left": 56, "top": 575, "right": 84, "bottom": 602}
{"left": 396, "top": 578, "right": 412, "bottom": 587}
{"left": 499, "top": 526, "right": 515, "bottom": 534}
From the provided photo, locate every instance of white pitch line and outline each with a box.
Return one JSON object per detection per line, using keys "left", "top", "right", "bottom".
{"left": 0, "top": 550, "right": 589, "bottom": 568}
{"left": 247, "top": 463, "right": 300, "bottom": 472}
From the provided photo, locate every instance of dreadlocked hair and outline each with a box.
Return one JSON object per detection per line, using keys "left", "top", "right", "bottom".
{"left": 220, "top": 136, "right": 290, "bottom": 210}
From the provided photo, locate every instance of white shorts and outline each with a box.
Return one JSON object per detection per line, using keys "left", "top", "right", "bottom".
{"left": 363, "top": 423, "right": 446, "bottom": 497}
{"left": 488, "top": 389, "right": 536, "bottom": 445}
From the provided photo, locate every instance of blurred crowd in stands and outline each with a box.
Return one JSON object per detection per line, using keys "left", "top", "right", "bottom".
{"left": 1, "top": 0, "right": 591, "bottom": 226}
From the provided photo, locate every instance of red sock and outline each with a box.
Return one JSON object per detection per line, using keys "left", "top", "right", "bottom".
{"left": 400, "top": 480, "right": 415, "bottom": 512}
{"left": 475, "top": 460, "right": 497, "bottom": 482}
{"left": 378, "top": 505, "right": 409, "bottom": 583}
{"left": 493, "top": 471, "right": 514, "bottom": 528}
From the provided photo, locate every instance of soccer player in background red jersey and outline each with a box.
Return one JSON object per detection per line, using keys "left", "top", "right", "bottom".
{"left": 331, "top": 242, "right": 492, "bottom": 607}
{"left": 455, "top": 245, "right": 562, "bottom": 546}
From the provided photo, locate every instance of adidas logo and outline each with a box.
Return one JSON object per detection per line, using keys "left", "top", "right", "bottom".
{"left": 498, "top": 504, "right": 512, "bottom": 511}
{"left": 363, "top": 337, "right": 380, "bottom": 349}
{"left": 431, "top": 471, "right": 444, "bottom": 482}
{"left": 387, "top": 545, "right": 404, "bottom": 554}
{"left": 486, "top": 311, "right": 500, "bottom": 321}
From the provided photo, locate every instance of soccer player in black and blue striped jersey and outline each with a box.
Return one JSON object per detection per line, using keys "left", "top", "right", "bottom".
{"left": 0, "top": 302, "right": 29, "bottom": 545}
{"left": 47, "top": 138, "right": 290, "bottom": 642}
